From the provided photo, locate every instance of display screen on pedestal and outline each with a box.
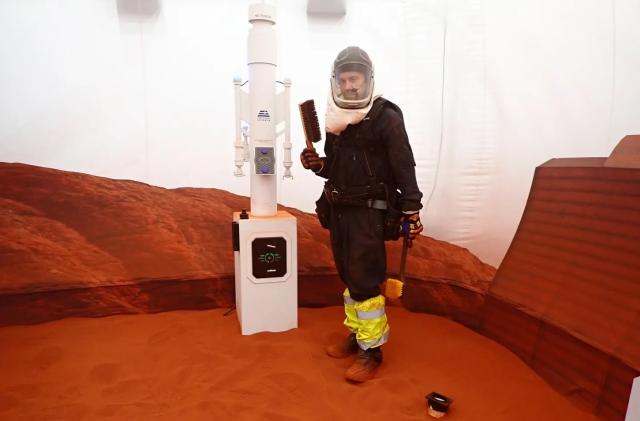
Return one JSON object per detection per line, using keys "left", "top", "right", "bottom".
{"left": 252, "top": 237, "right": 287, "bottom": 278}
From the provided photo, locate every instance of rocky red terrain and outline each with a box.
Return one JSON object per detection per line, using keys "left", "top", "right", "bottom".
{"left": 3, "top": 141, "right": 639, "bottom": 420}
{"left": 0, "top": 163, "right": 495, "bottom": 326}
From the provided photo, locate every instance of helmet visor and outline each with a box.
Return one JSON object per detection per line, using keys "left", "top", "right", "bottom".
{"left": 331, "top": 63, "right": 374, "bottom": 109}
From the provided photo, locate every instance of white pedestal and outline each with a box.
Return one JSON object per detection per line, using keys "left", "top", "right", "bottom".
{"left": 232, "top": 210, "right": 297, "bottom": 335}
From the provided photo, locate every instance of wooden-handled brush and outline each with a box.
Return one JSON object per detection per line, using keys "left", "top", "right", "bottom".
{"left": 298, "top": 99, "right": 322, "bottom": 150}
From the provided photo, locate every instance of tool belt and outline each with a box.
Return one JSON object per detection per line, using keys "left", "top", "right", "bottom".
{"left": 322, "top": 183, "right": 387, "bottom": 209}
{"left": 315, "top": 183, "right": 386, "bottom": 230}
{"left": 315, "top": 182, "right": 402, "bottom": 241}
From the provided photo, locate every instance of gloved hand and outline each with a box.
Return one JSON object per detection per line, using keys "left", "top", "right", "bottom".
{"left": 400, "top": 212, "right": 423, "bottom": 244}
{"left": 300, "top": 148, "right": 323, "bottom": 173}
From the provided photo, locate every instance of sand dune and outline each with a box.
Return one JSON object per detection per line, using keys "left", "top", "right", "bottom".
{"left": 0, "top": 306, "right": 596, "bottom": 420}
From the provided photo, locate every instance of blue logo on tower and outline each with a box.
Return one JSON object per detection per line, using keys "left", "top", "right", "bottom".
{"left": 257, "top": 110, "right": 271, "bottom": 122}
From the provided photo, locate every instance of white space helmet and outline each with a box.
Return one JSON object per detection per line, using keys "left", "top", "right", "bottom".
{"left": 330, "top": 46, "right": 374, "bottom": 109}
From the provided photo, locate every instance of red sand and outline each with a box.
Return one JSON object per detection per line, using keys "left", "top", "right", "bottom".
{"left": 0, "top": 307, "right": 596, "bottom": 421}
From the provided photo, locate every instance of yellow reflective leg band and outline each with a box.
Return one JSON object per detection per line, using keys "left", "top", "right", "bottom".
{"left": 343, "top": 288, "right": 360, "bottom": 333}
{"left": 354, "top": 294, "right": 389, "bottom": 350}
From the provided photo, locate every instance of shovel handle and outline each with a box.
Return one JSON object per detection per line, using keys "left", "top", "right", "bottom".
{"left": 400, "top": 230, "right": 410, "bottom": 283}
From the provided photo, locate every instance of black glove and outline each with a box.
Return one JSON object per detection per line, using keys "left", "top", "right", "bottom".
{"left": 300, "top": 148, "right": 323, "bottom": 173}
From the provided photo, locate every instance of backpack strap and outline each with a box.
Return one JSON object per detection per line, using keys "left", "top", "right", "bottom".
{"left": 355, "top": 98, "right": 389, "bottom": 185}
{"left": 354, "top": 97, "right": 388, "bottom": 150}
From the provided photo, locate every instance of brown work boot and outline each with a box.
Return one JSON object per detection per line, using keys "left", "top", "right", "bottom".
{"left": 345, "top": 347, "right": 383, "bottom": 383}
{"left": 326, "top": 333, "right": 358, "bottom": 358}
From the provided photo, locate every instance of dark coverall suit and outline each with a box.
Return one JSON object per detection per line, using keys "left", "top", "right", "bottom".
{"left": 314, "top": 97, "right": 423, "bottom": 303}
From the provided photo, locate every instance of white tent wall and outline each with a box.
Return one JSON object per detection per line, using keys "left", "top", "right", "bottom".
{"left": 425, "top": 0, "right": 640, "bottom": 265}
{"left": 0, "top": 0, "right": 639, "bottom": 267}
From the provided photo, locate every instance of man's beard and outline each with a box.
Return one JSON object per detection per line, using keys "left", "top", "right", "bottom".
{"left": 343, "top": 90, "right": 360, "bottom": 100}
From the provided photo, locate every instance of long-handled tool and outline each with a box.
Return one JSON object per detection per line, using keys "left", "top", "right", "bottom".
{"left": 384, "top": 220, "right": 411, "bottom": 300}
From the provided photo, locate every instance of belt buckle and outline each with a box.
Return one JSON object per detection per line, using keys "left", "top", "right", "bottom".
{"left": 330, "top": 188, "right": 340, "bottom": 203}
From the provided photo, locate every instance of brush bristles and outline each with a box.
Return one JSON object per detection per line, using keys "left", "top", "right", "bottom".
{"left": 298, "top": 99, "right": 322, "bottom": 149}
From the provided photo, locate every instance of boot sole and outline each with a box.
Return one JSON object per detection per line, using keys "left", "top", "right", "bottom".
{"left": 345, "top": 370, "right": 377, "bottom": 383}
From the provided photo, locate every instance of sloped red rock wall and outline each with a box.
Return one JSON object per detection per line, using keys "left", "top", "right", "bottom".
{"left": 481, "top": 157, "right": 640, "bottom": 420}
{"left": 0, "top": 163, "right": 495, "bottom": 326}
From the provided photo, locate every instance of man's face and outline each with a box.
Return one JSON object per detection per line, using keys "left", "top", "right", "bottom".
{"left": 338, "top": 71, "right": 366, "bottom": 100}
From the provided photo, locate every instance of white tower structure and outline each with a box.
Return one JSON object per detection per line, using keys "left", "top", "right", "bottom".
{"left": 231, "top": 3, "right": 297, "bottom": 335}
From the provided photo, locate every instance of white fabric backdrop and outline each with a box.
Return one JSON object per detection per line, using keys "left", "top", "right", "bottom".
{"left": 1, "top": 0, "right": 639, "bottom": 266}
